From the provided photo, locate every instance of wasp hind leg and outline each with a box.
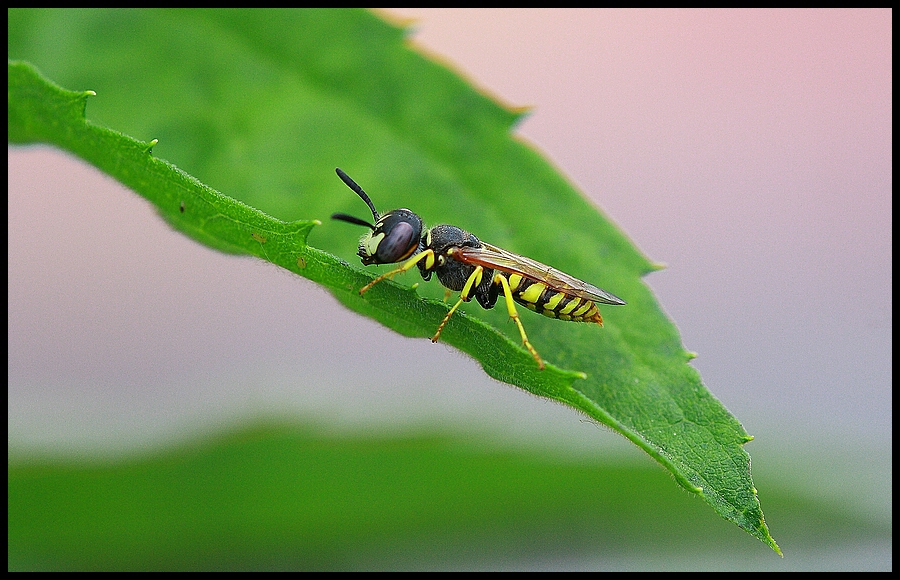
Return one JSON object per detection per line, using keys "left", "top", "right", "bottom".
{"left": 493, "top": 274, "right": 545, "bottom": 370}
{"left": 431, "top": 266, "right": 545, "bottom": 370}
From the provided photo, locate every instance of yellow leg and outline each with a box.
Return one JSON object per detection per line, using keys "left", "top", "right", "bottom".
{"left": 494, "top": 274, "right": 545, "bottom": 370}
{"left": 431, "top": 268, "right": 545, "bottom": 371}
{"left": 431, "top": 266, "right": 483, "bottom": 343}
{"left": 359, "top": 250, "right": 435, "bottom": 295}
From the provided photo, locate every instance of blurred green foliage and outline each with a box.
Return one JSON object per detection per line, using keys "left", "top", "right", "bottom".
{"left": 8, "top": 421, "right": 886, "bottom": 570}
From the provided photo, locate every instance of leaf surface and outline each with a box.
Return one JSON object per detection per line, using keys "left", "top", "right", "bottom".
{"left": 8, "top": 8, "right": 778, "bottom": 553}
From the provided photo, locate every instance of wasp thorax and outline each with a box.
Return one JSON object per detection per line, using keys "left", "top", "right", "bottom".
{"left": 357, "top": 209, "right": 423, "bottom": 265}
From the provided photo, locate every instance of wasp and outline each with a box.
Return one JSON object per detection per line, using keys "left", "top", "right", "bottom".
{"left": 331, "top": 168, "right": 625, "bottom": 370}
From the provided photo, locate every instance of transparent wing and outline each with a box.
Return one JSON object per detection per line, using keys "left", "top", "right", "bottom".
{"left": 454, "top": 243, "right": 626, "bottom": 305}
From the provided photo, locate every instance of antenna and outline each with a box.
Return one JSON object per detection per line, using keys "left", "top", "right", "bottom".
{"left": 335, "top": 168, "right": 379, "bottom": 221}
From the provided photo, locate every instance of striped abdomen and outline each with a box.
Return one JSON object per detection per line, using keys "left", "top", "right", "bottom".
{"left": 505, "top": 273, "right": 603, "bottom": 325}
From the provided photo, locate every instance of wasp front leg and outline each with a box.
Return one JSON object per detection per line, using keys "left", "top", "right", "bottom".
{"left": 359, "top": 249, "right": 436, "bottom": 295}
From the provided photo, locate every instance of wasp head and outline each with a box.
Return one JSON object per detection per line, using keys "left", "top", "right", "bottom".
{"left": 331, "top": 168, "right": 424, "bottom": 265}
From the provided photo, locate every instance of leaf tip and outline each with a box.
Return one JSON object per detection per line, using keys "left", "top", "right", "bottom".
{"left": 764, "top": 528, "right": 784, "bottom": 556}
{"left": 144, "top": 138, "right": 159, "bottom": 154}
{"left": 376, "top": 9, "right": 418, "bottom": 30}
{"left": 685, "top": 350, "right": 699, "bottom": 361}
{"left": 511, "top": 104, "right": 532, "bottom": 119}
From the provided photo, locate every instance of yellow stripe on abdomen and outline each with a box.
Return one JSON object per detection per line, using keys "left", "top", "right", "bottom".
{"left": 518, "top": 282, "right": 547, "bottom": 304}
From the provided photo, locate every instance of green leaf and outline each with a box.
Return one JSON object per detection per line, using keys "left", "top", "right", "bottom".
{"left": 8, "top": 9, "right": 778, "bottom": 554}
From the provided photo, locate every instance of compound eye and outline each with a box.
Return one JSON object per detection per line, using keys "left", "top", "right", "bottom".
{"left": 375, "top": 220, "right": 418, "bottom": 263}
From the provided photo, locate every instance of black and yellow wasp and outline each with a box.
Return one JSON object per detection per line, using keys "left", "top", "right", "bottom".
{"left": 331, "top": 168, "right": 626, "bottom": 370}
